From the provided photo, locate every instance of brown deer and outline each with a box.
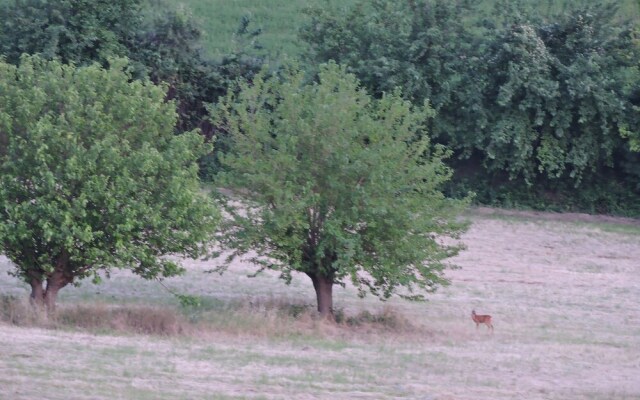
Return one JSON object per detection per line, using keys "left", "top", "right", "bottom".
{"left": 471, "top": 310, "right": 494, "bottom": 332}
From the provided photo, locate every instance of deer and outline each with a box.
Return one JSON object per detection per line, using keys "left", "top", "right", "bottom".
{"left": 471, "top": 310, "right": 494, "bottom": 332}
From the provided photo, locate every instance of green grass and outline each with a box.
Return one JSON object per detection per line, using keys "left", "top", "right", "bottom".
{"left": 470, "top": 207, "right": 640, "bottom": 236}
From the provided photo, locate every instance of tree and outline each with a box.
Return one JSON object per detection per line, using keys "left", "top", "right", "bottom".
{"left": 132, "top": 7, "right": 225, "bottom": 138}
{"left": 452, "top": 3, "right": 640, "bottom": 214}
{"left": 300, "top": 0, "right": 478, "bottom": 141}
{"left": 621, "top": 29, "right": 640, "bottom": 153}
{"left": 0, "top": 0, "right": 143, "bottom": 66}
{"left": 0, "top": 0, "right": 265, "bottom": 167}
{"left": 0, "top": 56, "right": 219, "bottom": 311}
{"left": 132, "top": 8, "right": 266, "bottom": 174}
{"left": 622, "top": 113, "right": 640, "bottom": 152}
{"left": 213, "top": 63, "right": 469, "bottom": 317}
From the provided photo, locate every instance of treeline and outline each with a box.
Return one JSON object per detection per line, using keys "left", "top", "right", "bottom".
{"left": 301, "top": 0, "right": 640, "bottom": 215}
{"left": 1, "top": 0, "right": 637, "bottom": 215}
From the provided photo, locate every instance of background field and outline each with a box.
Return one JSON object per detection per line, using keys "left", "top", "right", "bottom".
{"left": 1, "top": 209, "right": 639, "bottom": 399}
{"left": 176, "top": 0, "right": 640, "bottom": 57}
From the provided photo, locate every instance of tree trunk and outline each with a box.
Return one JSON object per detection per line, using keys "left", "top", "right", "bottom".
{"left": 29, "top": 272, "right": 69, "bottom": 313}
{"left": 43, "top": 285, "right": 62, "bottom": 312}
{"left": 309, "top": 273, "right": 334, "bottom": 318}
{"left": 29, "top": 278, "right": 45, "bottom": 308}
{"left": 43, "top": 271, "right": 70, "bottom": 313}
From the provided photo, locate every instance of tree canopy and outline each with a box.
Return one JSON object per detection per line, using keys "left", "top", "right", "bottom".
{"left": 213, "top": 63, "right": 469, "bottom": 316}
{"left": 0, "top": 0, "right": 265, "bottom": 160}
{"left": 474, "top": 4, "right": 639, "bottom": 185}
{"left": 0, "top": 0, "right": 143, "bottom": 66}
{"left": 300, "top": 0, "right": 475, "bottom": 136}
{"left": 301, "top": 0, "right": 640, "bottom": 214}
{"left": 0, "top": 56, "right": 219, "bottom": 310}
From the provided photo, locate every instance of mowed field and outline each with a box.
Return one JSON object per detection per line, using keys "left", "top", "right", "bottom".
{"left": 1, "top": 209, "right": 639, "bottom": 399}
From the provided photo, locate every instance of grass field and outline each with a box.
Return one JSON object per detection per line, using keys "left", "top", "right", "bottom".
{"left": 1, "top": 209, "right": 639, "bottom": 399}
{"left": 177, "top": 0, "right": 640, "bottom": 57}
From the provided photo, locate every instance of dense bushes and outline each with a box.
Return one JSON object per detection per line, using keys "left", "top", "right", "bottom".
{"left": 301, "top": 0, "right": 640, "bottom": 215}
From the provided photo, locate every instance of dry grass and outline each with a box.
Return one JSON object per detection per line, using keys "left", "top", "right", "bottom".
{"left": 0, "top": 296, "right": 186, "bottom": 335}
{"left": 0, "top": 294, "right": 417, "bottom": 340}
{"left": 1, "top": 209, "right": 639, "bottom": 399}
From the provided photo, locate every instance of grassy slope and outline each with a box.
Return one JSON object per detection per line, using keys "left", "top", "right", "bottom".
{"left": 179, "top": 0, "right": 640, "bottom": 57}
{"left": 1, "top": 211, "right": 639, "bottom": 399}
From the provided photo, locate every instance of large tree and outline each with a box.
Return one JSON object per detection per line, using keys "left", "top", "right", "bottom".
{"left": 0, "top": 56, "right": 219, "bottom": 311}
{"left": 132, "top": 9, "right": 266, "bottom": 174}
{"left": 213, "top": 63, "right": 469, "bottom": 317}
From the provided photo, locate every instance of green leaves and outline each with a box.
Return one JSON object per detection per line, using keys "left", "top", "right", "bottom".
{"left": 300, "top": 0, "right": 640, "bottom": 214}
{"left": 301, "top": 0, "right": 473, "bottom": 114}
{"left": 0, "top": 0, "right": 266, "bottom": 173}
{"left": 0, "top": 56, "right": 219, "bottom": 292}
{"left": 214, "top": 62, "right": 469, "bottom": 302}
{"left": 478, "top": 4, "right": 638, "bottom": 185}
{"left": 0, "top": 0, "right": 143, "bottom": 66}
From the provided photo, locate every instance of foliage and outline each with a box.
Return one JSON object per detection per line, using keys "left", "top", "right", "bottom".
{"left": 172, "top": 0, "right": 356, "bottom": 57}
{"left": 133, "top": 6, "right": 266, "bottom": 142}
{"left": 472, "top": 3, "right": 640, "bottom": 185}
{"left": 213, "top": 63, "right": 469, "bottom": 316}
{"left": 447, "top": 173, "right": 640, "bottom": 216}
{"left": 175, "top": 0, "right": 639, "bottom": 57}
{"left": 300, "top": 0, "right": 478, "bottom": 139}
{"left": 457, "top": 3, "right": 640, "bottom": 214}
{"left": 0, "top": 0, "right": 266, "bottom": 171}
{"left": 0, "top": 0, "right": 143, "bottom": 66}
{"left": 623, "top": 127, "right": 640, "bottom": 152}
{"left": 0, "top": 56, "right": 219, "bottom": 310}
{"left": 301, "top": 0, "right": 640, "bottom": 214}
